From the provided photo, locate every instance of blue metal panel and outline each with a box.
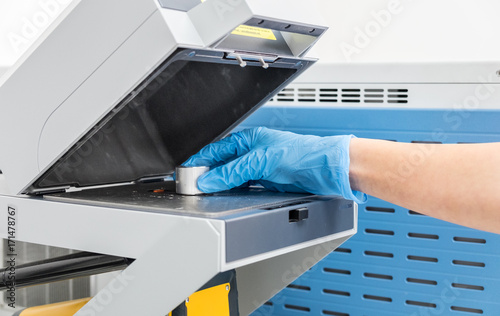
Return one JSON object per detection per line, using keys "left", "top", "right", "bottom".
{"left": 245, "top": 107, "right": 500, "bottom": 316}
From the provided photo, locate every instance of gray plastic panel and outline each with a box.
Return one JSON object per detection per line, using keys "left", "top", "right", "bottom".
{"left": 157, "top": 0, "right": 201, "bottom": 12}
{"left": 224, "top": 197, "right": 355, "bottom": 262}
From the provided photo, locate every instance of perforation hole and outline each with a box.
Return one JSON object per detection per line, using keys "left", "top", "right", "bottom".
{"left": 406, "top": 278, "right": 437, "bottom": 285}
{"left": 323, "top": 268, "right": 351, "bottom": 275}
{"left": 364, "top": 251, "right": 394, "bottom": 258}
{"left": 411, "top": 140, "right": 442, "bottom": 144}
{"left": 334, "top": 248, "right": 351, "bottom": 253}
{"left": 406, "top": 300, "right": 436, "bottom": 308}
{"left": 364, "top": 273, "right": 393, "bottom": 280}
{"left": 363, "top": 294, "right": 392, "bottom": 302}
{"left": 341, "top": 94, "right": 360, "bottom": 98}
{"left": 408, "top": 210, "right": 425, "bottom": 216}
{"left": 407, "top": 255, "right": 438, "bottom": 263}
{"left": 323, "top": 289, "right": 350, "bottom": 296}
{"left": 408, "top": 232, "right": 439, "bottom": 240}
{"left": 451, "top": 306, "right": 483, "bottom": 314}
{"left": 287, "top": 284, "right": 311, "bottom": 291}
{"left": 452, "top": 283, "right": 484, "bottom": 291}
{"left": 320, "top": 93, "right": 338, "bottom": 97}
{"left": 323, "top": 310, "right": 349, "bottom": 316}
{"left": 365, "top": 229, "right": 395, "bottom": 236}
{"left": 453, "top": 237, "right": 486, "bottom": 244}
{"left": 452, "top": 260, "right": 485, "bottom": 267}
{"left": 264, "top": 301, "right": 273, "bottom": 306}
{"left": 365, "top": 206, "right": 395, "bottom": 213}
{"left": 285, "top": 304, "right": 310, "bottom": 312}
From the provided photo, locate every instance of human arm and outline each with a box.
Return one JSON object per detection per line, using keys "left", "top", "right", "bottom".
{"left": 184, "top": 127, "right": 500, "bottom": 234}
{"left": 349, "top": 138, "right": 500, "bottom": 234}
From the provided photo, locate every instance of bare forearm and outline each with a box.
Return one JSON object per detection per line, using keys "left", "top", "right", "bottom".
{"left": 349, "top": 138, "right": 500, "bottom": 234}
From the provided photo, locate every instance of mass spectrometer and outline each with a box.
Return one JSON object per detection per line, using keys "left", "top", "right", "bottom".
{"left": 0, "top": 1, "right": 357, "bottom": 315}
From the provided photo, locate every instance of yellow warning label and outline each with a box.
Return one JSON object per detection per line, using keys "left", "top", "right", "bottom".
{"left": 231, "top": 25, "right": 277, "bottom": 41}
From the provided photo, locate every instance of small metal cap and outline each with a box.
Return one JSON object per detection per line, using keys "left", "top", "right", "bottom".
{"left": 175, "top": 166, "right": 210, "bottom": 195}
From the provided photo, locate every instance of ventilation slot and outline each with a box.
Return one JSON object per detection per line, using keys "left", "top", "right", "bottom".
{"left": 408, "top": 232, "right": 439, "bottom": 240}
{"left": 319, "top": 88, "right": 338, "bottom": 103}
{"left": 277, "top": 88, "right": 295, "bottom": 102}
{"left": 453, "top": 237, "right": 486, "bottom": 244}
{"left": 298, "top": 88, "right": 316, "bottom": 102}
{"left": 450, "top": 306, "right": 483, "bottom": 314}
{"left": 364, "top": 251, "right": 394, "bottom": 258}
{"left": 365, "top": 229, "right": 394, "bottom": 236}
{"left": 284, "top": 304, "right": 310, "bottom": 312}
{"left": 287, "top": 284, "right": 311, "bottom": 291}
{"left": 364, "top": 89, "right": 384, "bottom": 103}
{"left": 341, "top": 89, "right": 360, "bottom": 103}
{"left": 323, "top": 310, "right": 349, "bottom": 316}
{"left": 387, "top": 89, "right": 408, "bottom": 104}
{"left": 365, "top": 206, "right": 395, "bottom": 213}
{"left": 334, "top": 247, "right": 351, "bottom": 253}
{"left": 264, "top": 301, "right": 273, "bottom": 306}
{"left": 407, "top": 255, "right": 438, "bottom": 263}
{"left": 324, "top": 268, "right": 351, "bottom": 275}
{"left": 364, "top": 273, "right": 393, "bottom": 280}
{"left": 363, "top": 294, "right": 392, "bottom": 302}
{"left": 406, "top": 278, "right": 437, "bottom": 286}
{"left": 323, "top": 289, "right": 350, "bottom": 297}
{"left": 406, "top": 300, "right": 436, "bottom": 308}
{"left": 452, "top": 260, "right": 485, "bottom": 267}
{"left": 452, "top": 283, "right": 484, "bottom": 291}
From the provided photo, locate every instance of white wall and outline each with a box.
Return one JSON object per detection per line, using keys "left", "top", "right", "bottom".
{"left": 311, "top": 0, "right": 500, "bottom": 63}
{"left": 1, "top": 0, "right": 499, "bottom": 67}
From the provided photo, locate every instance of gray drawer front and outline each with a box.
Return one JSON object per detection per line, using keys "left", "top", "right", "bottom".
{"left": 225, "top": 197, "right": 355, "bottom": 263}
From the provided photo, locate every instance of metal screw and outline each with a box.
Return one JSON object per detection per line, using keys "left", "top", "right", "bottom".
{"left": 235, "top": 54, "right": 247, "bottom": 68}
{"left": 496, "top": 70, "right": 500, "bottom": 77}
{"left": 226, "top": 285, "right": 230, "bottom": 291}
{"left": 186, "top": 298, "right": 189, "bottom": 303}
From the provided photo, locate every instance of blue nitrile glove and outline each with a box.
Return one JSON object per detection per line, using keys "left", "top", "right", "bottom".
{"left": 183, "top": 127, "right": 367, "bottom": 204}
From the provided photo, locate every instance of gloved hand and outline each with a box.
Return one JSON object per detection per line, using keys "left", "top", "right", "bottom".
{"left": 183, "top": 127, "right": 367, "bottom": 204}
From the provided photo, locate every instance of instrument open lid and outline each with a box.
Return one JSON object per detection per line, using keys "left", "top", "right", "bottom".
{"left": 0, "top": 0, "right": 326, "bottom": 195}
{"left": 27, "top": 48, "right": 314, "bottom": 194}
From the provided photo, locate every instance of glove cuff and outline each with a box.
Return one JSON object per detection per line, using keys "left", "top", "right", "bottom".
{"left": 339, "top": 135, "right": 368, "bottom": 204}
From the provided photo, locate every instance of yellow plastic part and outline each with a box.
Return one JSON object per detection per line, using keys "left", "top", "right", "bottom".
{"left": 19, "top": 298, "right": 91, "bottom": 316}
{"left": 186, "top": 283, "right": 231, "bottom": 316}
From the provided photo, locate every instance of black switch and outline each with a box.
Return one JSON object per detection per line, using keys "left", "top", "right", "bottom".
{"left": 289, "top": 207, "right": 309, "bottom": 223}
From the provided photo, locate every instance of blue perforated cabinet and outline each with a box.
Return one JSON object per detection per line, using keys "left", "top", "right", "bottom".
{"left": 242, "top": 107, "right": 500, "bottom": 316}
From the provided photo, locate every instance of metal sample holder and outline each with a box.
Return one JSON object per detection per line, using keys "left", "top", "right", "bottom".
{"left": 0, "top": 1, "right": 357, "bottom": 315}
